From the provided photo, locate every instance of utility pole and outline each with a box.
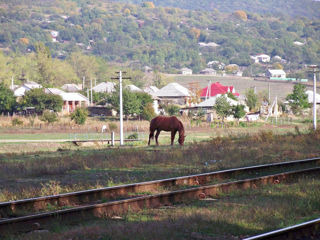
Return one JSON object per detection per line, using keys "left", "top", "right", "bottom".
{"left": 308, "top": 65, "right": 319, "bottom": 130}
{"left": 82, "top": 76, "right": 85, "bottom": 90}
{"left": 11, "top": 76, "right": 14, "bottom": 90}
{"left": 90, "top": 78, "right": 93, "bottom": 106}
{"left": 268, "top": 82, "right": 271, "bottom": 103}
{"left": 112, "top": 71, "right": 131, "bottom": 146}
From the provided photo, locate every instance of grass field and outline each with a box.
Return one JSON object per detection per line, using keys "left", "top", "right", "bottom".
{"left": 0, "top": 125, "right": 319, "bottom": 202}
{"left": 172, "top": 75, "right": 315, "bottom": 101}
{"left": 10, "top": 175, "right": 320, "bottom": 240}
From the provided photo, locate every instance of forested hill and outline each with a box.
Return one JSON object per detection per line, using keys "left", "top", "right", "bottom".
{"left": 0, "top": 0, "right": 319, "bottom": 83}
{"left": 114, "top": 0, "right": 320, "bottom": 19}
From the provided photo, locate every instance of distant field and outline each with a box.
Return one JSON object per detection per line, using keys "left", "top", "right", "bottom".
{"left": 172, "top": 75, "right": 314, "bottom": 101}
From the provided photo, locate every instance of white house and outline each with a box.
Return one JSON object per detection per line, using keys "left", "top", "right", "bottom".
{"left": 198, "top": 42, "right": 219, "bottom": 48}
{"left": 45, "top": 88, "right": 89, "bottom": 113}
{"left": 14, "top": 81, "right": 42, "bottom": 97}
{"left": 143, "top": 86, "right": 160, "bottom": 114}
{"left": 251, "top": 54, "right": 271, "bottom": 63}
{"left": 126, "top": 84, "right": 143, "bottom": 92}
{"left": 50, "top": 31, "right": 59, "bottom": 42}
{"left": 92, "top": 82, "right": 115, "bottom": 93}
{"left": 200, "top": 68, "right": 217, "bottom": 75}
{"left": 156, "top": 82, "right": 191, "bottom": 106}
{"left": 266, "top": 69, "right": 286, "bottom": 79}
{"left": 61, "top": 84, "right": 82, "bottom": 92}
{"left": 305, "top": 90, "right": 320, "bottom": 104}
{"left": 180, "top": 68, "right": 192, "bottom": 75}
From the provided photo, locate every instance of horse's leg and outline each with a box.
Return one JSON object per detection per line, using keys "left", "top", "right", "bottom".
{"left": 155, "top": 130, "right": 161, "bottom": 145}
{"left": 148, "top": 130, "right": 154, "bottom": 145}
{"left": 171, "top": 130, "right": 177, "bottom": 145}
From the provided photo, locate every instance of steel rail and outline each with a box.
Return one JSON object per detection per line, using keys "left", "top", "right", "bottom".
{"left": 1, "top": 157, "right": 319, "bottom": 218}
{"left": 244, "top": 217, "right": 320, "bottom": 240}
{"left": 1, "top": 167, "right": 320, "bottom": 236}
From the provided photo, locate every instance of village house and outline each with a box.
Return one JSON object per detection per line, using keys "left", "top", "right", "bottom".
{"left": 266, "top": 69, "right": 286, "bottom": 79}
{"left": 92, "top": 82, "right": 115, "bottom": 93}
{"left": 200, "top": 68, "right": 217, "bottom": 75}
{"left": 180, "top": 68, "right": 193, "bottom": 75}
{"left": 13, "top": 81, "right": 42, "bottom": 97}
{"left": 126, "top": 84, "right": 143, "bottom": 92}
{"left": 143, "top": 86, "right": 160, "bottom": 115}
{"left": 156, "top": 82, "right": 191, "bottom": 106}
{"left": 45, "top": 88, "right": 89, "bottom": 114}
{"left": 200, "top": 82, "right": 239, "bottom": 100}
{"left": 61, "top": 83, "right": 82, "bottom": 92}
{"left": 250, "top": 54, "right": 271, "bottom": 63}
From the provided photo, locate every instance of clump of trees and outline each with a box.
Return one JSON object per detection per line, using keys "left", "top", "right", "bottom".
{"left": 71, "top": 108, "right": 88, "bottom": 125}
{"left": 286, "top": 84, "right": 309, "bottom": 114}
{"left": 108, "top": 89, "right": 155, "bottom": 120}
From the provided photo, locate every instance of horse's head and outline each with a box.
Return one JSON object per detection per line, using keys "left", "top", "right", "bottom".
{"left": 178, "top": 134, "right": 185, "bottom": 145}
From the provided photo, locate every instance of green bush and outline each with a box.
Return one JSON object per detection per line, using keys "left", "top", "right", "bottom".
{"left": 127, "top": 132, "right": 138, "bottom": 139}
{"left": 166, "top": 104, "right": 180, "bottom": 116}
{"left": 11, "top": 118, "right": 23, "bottom": 126}
{"left": 108, "top": 122, "right": 118, "bottom": 132}
{"left": 40, "top": 110, "right": 58, "bottom": 124}
{"left": 71, "top": 108, "right": 88, "bottom": 125}
{"left": 141, "top": 103, "right": 156, "bottom": 121}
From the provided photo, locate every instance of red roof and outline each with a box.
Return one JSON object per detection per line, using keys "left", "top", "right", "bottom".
{"left": 200, "top": 82, "right": 239, "bottom": 97}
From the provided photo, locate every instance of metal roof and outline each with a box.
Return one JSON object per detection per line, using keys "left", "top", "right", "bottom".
{"left": 156, "top": 82, "right": 191, "bottom": 97}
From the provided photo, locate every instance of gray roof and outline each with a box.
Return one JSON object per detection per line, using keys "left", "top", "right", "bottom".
{"left": 92, "top": 82, "right": 115, "bottom": 93}
{"left": 156, "top": 82, "right": 191, "bottom": 97}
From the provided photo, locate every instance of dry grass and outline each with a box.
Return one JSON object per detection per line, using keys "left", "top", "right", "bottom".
{"left": 12, "top": 176, "right": 320, "bottom": 240}
{"left": 0, "top": 129, "right": 320, "bottom": 202}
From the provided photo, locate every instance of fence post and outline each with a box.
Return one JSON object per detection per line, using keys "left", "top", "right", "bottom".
{"left": 111, "top": 132, "right": 115, "bottom": 146}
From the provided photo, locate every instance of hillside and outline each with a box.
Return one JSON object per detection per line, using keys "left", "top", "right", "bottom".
{"left": 114, "top": 0, "right": 320, "bottom": 19}
{"left": 0, "top": 0, "right": 319, "bottom": 86}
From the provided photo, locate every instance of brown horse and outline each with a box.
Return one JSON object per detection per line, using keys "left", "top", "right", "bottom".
{"left": 148, "top": 116, "right": 185, "bottom": 146}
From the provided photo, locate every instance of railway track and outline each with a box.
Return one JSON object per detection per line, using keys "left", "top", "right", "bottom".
{"left": 244, "top": 218, "right": 320, "bottom": 240}
{"left": 1, "top": 157, "right": 320, "bottom": 236}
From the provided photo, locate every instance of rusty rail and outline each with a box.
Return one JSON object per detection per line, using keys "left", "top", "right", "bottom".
{"left": 1, "top": 167, "right": 320, "bottom": 236}
{"left": 244, "top": 218, "right": 320, "bottom": 240}
{"left": 1, "top": 157, "right": 319, "bottom": 219}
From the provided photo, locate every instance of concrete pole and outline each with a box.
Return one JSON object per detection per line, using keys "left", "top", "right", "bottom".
{"left": 82, "top": 76, "right": 85, "bottom": 90}
{"left": 313, "top": 69, "right": 317, "bottom": 130}
{"left": 90, "top": 78, "right": 93, "bottom": 106}
{"left": 119, "top": 71, "right": 124, "bottom": 145}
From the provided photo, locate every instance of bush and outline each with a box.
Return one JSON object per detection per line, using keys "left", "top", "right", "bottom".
{"left": 71, "top": 108, "right": 88, "bottom": 125}
{"left": 127, "top": 132, "right": 138, "bottom": 139}
{"left": 40, "top": 110, "right": 58, "bottom": 124}
{"left": 108, "top": 122, "right": 118, "bottom": 132}
{"left": 166, "top": 104, "right": 180, "bottom": 116}
{"left": 141, "top": 103, "right": 156, "bottom": 121}
{"left": 11, "top": 118, "right": 23, "bottom": 126}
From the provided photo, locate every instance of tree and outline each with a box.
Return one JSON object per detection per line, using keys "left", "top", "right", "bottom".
{"left": 233, "top": 10, "right": 248, "bottom": 21}
{"left": 109, "top": 89, "right": 141, "bottom": 119}
{"left": 40, "top": 110, "right": 58, "bottom": 124}
{"left": 245, "top": 89, "right": 258, "bottom": 111}
{"left": 141, "top": 103, "right": 156, "bottom": 121}
{"left": 35, "top": 42, "right": 55, "bottom": 86}
{"left": 213, "top": 95, "right": 232, "bottom": 122}
{"left": 286, "top": 84, "right": 309, "bottom": 114}
{"left": 0, "top": 83, "right": 16, "bottom": 114}
{"left": 22, "top": 88, "right": 63, "bottom": 114}
{"left": 142, "top": 2, "right": 155, "bottom": 8}
{"left": 71, "top": 107, "right": 88, "bottom": 125}
{"left": 165, "top": 104, "right": 180, "bottom": 116}
{"left": 232, "top": 104, "right": 246, "bottom": 122}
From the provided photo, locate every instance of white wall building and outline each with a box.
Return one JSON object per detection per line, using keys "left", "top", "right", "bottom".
{"left": 180, "top": 68, "right": 192, "bottom": 75}
{"left": 266, "top": 69, "right": 286, "bottom": 78}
